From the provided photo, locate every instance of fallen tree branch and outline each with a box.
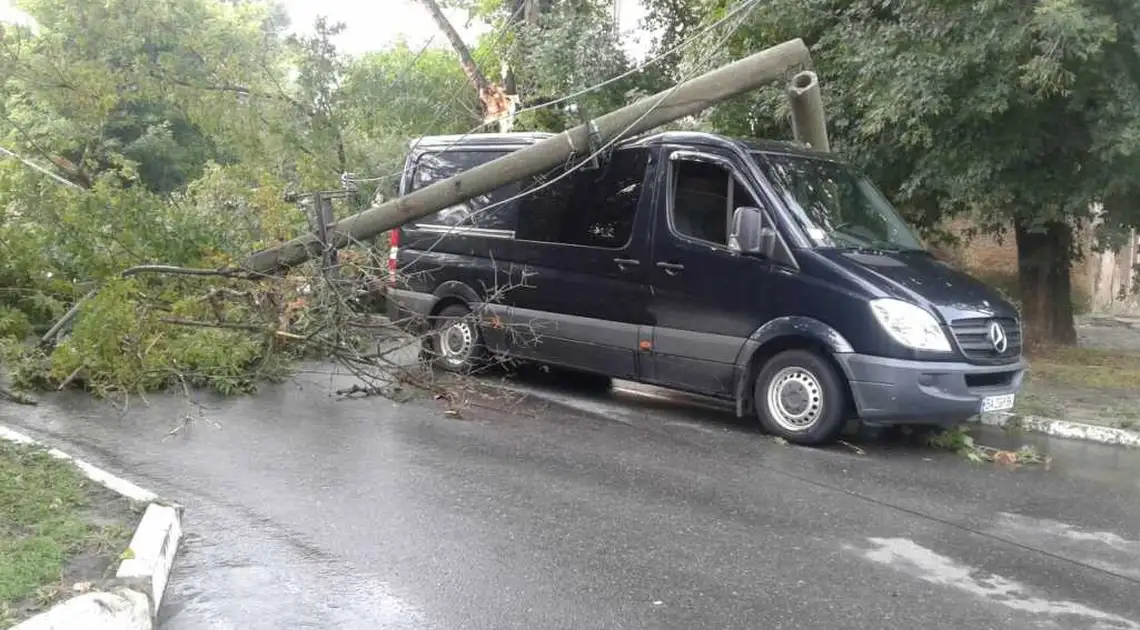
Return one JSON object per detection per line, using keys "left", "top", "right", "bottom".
{"left": 0, "top": 385, "right": 37, "bottom": 405}
{"left": 40, "top": 264, "right": 260, "bottom": 348}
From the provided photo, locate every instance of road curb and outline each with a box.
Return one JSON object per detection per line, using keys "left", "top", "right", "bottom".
{"left": 0, "top": 425, "right": 183, "bottom": 630}
{"left": 973, "top": 412, "right": 1140, "bottom": 448}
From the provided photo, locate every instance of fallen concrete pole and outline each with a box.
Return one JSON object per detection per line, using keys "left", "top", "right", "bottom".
{"left": 788, "top": 70, "right": 830, "bottom": 152}
{"left": 241, "top": 38, "right": 814, "bottom": 275}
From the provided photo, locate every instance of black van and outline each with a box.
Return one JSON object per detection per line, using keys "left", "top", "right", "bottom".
{"left": 386, "top": 131, "right": 1025, "bottom": 445}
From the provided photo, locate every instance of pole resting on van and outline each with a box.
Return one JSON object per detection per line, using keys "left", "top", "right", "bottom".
{"left": 239, "top": 38, "right": 816, "bottom": 276}
{"left": 787, "top": 70, "right": 830, "bottom": 153}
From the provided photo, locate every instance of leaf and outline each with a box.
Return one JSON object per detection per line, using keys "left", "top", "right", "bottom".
{"left": 993, "top": 450, "right": 1020, "bottom": 466}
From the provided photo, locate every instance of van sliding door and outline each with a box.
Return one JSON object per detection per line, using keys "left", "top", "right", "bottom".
{"left": 501, "top": 148, "right": 656, "bottom": 378}
{"left": 645, "top": 149, "right": 775, "bottom": 396}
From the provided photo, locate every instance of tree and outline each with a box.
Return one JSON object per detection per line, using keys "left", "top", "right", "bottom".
{"left": 679, "top": 0, "right": 1140, "bottom": 346}
{"left": 339, "top": 41, "right": 481, "bottom": 197}
{"left": 438, "top": 0, "right": 639, "bottom": 132}
{"left": 417, "top": 0, "right": 518, "bottom": 130}
{"left": 0, "top": 0, "right": 490, "bottom": 396}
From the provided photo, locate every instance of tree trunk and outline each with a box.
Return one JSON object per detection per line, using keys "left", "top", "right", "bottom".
{"left": 417, "top": 0, "right": 515, "bottom": 131}
{"left": 1013, "top": 216, "right": 1078, "bottom": 348}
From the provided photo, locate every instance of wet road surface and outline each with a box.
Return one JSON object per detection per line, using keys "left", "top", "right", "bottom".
{"left": 3, "top": 363, "right": 1140, "bottom": 630}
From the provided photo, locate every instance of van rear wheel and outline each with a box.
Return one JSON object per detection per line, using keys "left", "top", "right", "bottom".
{"left": 429, "top": 304, "right": 487, "bottom": 373}
{"left": 754, "top": 349, "right": 846, "bottom": 446}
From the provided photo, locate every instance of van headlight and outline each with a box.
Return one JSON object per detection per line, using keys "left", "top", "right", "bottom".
{"left": 869, "top": 298, "right": 952, "bottom": 352}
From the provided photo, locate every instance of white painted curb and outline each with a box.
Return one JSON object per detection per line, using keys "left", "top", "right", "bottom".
{"left": 0, "top": 426, "right": 157, "bottom": 503}
{"left": 8, "top": 589, "right": 150, "bottom": 630}
{"left": 116, "top": 504, "right": 183, "bottom": 612}
{"left": 1, "top": 425, "right": 183, "bottom": 630}
{"left": 974, "top": 412, "right": 1140, "bottom": 449}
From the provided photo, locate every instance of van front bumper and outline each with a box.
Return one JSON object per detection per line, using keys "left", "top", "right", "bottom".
{"left": 835, "top": 354, "right": 1027, "bottom": 426}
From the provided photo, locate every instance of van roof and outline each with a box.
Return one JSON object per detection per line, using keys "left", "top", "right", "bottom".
{"left": 408, "top": 130, "right": 836, "bottom": 161}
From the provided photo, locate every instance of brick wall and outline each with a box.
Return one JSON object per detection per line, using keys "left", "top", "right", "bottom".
{"left": 930, "top": 217, "right": 1099, "bottom": 312}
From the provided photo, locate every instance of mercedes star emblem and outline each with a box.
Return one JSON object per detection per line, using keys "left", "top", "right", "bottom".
{"left": 988, "top": 321, "right": 1008, "bottom": 353}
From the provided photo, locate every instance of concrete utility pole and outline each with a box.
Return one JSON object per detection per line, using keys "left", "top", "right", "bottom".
{"left": 241, "top": 38, "right": 814, "bottom": 275}
{"left": 787, "top": 70, "right": 830, "bottom": 152}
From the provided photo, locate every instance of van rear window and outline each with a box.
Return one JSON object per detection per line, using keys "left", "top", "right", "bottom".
{"left": 408, "top": 149, "right": 521, "bottom": 232}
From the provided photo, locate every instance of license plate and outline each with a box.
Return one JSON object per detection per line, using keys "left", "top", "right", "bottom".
{"left": 981, "top": 394, "right": 1015, "bottom": 413}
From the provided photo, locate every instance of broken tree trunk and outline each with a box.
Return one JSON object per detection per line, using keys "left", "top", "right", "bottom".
{"left": 417, "top": 0, "right": 517, "bottom": 131}
{"left": 240, "top": 38, "right": 814, "bottom": 276}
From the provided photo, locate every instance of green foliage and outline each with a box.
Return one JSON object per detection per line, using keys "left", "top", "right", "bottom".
{"left": 42, "top": 276, "right": 301, "bottom": 397}
{"left": 661, "top": 0, "right": 1140, "bottom": 342}
{"left": 0, "top": 307, "right": 31, "bottom": 340}
{"left": 339, "top": 41, "right": 480, "bottom": 197}
{"left": 441, "top": 0, "right": 643, "bottom": 132}
{"left": 689, "top": 0, "right": 1140, "bottom": 231}
{"left": 0, "top": 0, "right": 485, "bottom": 396}
{"left": 511, "top": 0, "right": 636, "bottom": 128}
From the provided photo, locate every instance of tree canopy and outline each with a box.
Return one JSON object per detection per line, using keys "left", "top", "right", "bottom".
{"left": 654, "top": 0, "right": 1140, "bottom": 343}
{"left": 3, "top": 0, "right": 1139, "bottom": 398}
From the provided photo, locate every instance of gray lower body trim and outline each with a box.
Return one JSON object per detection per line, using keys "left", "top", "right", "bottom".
{"left": 836, "top": 353, "right": 1027, "bottom": 426}
{"left": 652, "top": 327, "right": 745, "bottom": 364}
{"left": 505, "top": 306, "right": 640, "bottom": 350}
{"left": 650, "top": 327, "right": 745, "bottom": 395}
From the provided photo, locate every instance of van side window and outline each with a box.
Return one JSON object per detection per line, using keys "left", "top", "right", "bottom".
{"left": 671, "top": 159, "right": 757, "bottom": 246}
{"left": 410, "top": 149, "right": 520, "bottom": 231}
{"left": 515, "top": 148, "right": 649, "bottom": 249}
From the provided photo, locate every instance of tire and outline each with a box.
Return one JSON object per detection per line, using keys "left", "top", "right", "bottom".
{"left": 753, "top": 349, "right": 847, "bottom": 446}
{"left": 428, "top": 304, "right": 487, "bottom": 373}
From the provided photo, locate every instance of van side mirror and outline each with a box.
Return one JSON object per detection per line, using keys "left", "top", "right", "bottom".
{"left": 729, "top": 206, "right": 777, "bottom": 258}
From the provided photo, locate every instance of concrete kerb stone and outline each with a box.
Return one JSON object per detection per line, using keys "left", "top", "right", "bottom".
{"left": 972, "top": 412, "right": 1140, "bottom": 449}
{"left": 0, "top": 425, "right": 183, "bottom": 630}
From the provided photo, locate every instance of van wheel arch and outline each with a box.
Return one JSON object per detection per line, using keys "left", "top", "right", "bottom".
{"left": 429, "top": 295, "right": 469, "bottom": 318}
{"left": 736, "top": 336, "right": 855, "bottom": 421}
{"left": 432, "top": 281, "right": 482, "bottom": 309}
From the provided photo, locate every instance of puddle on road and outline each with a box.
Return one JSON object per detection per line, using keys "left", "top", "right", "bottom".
{"left": 990, "top": 512, "right": 1140, "bottom": 581}
{"left": 849, "top": 537, "right": 1140, "bottom": 629}
{"left": 160, "top": 526, "right": 430, "bottom": 630}
{"left": 971, "top": 424, "right": 1140, "bottom": 490}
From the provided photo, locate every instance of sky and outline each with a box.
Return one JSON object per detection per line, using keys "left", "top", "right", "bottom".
{"left": 0, "top": 0, "right": 651, "bottom": 59}
{"left": 0, "top": 0, "right": 35, "bottom": 31}
{"left": 280, "top": 0, "right": 652, "bottom": 59}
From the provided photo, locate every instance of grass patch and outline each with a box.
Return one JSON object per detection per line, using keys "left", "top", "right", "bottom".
{"left": 0, "top": 441, "right": 138, "bottom": 626}
{"left": 1013, "top": 346, "right": 1140, "bottom": 429}
{"left": 1026, "top": 346, "right": 1140, "bottom": 390}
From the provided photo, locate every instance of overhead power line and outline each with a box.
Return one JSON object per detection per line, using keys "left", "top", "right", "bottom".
{"left": 0, "top": 145, "right": 82, "bottom": 190}
{"left": 343, "top": 0, "right": 765, "bottom": 188}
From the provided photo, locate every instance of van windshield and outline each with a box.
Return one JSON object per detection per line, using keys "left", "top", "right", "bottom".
{"left": 752, "top": 152, "right": 924, "bottom": 252}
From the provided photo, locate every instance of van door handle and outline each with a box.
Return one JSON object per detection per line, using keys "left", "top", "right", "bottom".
{"left": 656, "top": 261, "right": 684, "bottom": 275}
{"left": 613, "top": 257, "right": 640, "bottom": 270}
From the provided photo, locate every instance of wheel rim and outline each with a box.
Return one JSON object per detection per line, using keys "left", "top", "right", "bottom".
{"left": 437, "top": 317, "right": 475, "bottom": 367}
{"left": 765, "top": 366, "right": 824, "bottom": 433}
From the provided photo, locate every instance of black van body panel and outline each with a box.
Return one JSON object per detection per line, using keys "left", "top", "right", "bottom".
{"left": 388, "top": 131, "right": 1026, "bottom": 429}
{"left": 743, "top": 316, "right": 855, "bottom": 354}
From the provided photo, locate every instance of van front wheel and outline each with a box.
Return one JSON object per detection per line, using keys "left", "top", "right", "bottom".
{"left": 754, "top": 349, "right": 846, "bottom": 446}
{"left": 429, "top": 304, "right": 487, "bottom": 373}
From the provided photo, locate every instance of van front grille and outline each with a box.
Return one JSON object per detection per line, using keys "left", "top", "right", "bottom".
{"left": 949, "top": 317, "right": 1022, "bottom": 363}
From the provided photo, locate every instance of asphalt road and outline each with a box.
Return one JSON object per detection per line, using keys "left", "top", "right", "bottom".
{"left": 3, "top": 364, "right": 1140, "bottom": 630}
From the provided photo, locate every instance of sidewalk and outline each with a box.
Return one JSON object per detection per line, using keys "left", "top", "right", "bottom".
{"left": 977, "top": 315, "right": 1140, "bottom": 448}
